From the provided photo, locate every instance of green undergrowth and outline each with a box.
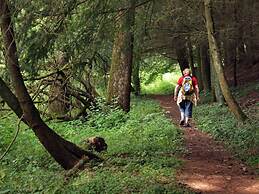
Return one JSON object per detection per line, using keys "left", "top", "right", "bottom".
{"left": 0, "top": 98, "right": 191, "bottom": 193}
{"left": 194, "top": 102, "right": 259, "bottom": 170}
{"left": 233, "top": 82, "right": 259, "bottom": 98}
{"left": 141, "top": 72, "right": 181, "bottom": 95}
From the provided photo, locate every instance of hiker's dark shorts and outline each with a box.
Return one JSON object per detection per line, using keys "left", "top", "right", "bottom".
{"left": 179, "top": 100, "right": 193, "bottom": 118}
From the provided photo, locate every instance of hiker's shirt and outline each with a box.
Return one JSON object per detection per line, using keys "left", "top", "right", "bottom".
{"left": 176, "top": 75, "right": 198, "bottom": 106}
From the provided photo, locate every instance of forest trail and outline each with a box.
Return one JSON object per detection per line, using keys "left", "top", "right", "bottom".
{"left": 151, "top": 95, "right": 259, "bottom": 194}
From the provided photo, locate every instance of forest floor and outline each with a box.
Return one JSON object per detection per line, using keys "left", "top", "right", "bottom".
{"left": 151, "top": 95, "right": 259, "bottom": 194}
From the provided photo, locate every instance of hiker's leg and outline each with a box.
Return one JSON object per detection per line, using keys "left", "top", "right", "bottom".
{"left": 179, "top": 101, "right": 185, "bottom": 125}
{"left": 185, "top": 116, "right": 189, "bottom": 124}
{"left": 180, "top": 112, "right": 185, "bottom": 121}
{"left": 184, "top": 101, "right": 193, "bottom": 125}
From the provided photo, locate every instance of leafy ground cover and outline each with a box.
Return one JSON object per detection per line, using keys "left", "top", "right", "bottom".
{"left": 194, "top": 82, "right": 259, "bottom": 170}
{"left": 0, "top": 98, "right": 191, "bottom": 193}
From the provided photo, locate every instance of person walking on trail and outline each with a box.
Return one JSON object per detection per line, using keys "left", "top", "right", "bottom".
{"left": 174, "top": 68, "right": 200, "bottom": 127}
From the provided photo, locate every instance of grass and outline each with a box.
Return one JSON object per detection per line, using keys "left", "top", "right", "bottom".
{"left": 0, "top": 98, "right": 191, "bottom": 193}
{"left": 141, "top": 72, "right": 181, "bottom": 95}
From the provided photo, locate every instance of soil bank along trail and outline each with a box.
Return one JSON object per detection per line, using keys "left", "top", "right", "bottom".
{"left": 152, "top": 95, "right": 259, "bottom": 194}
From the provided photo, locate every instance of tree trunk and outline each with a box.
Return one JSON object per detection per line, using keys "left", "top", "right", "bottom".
{"left": 233, "top": 47, "right": 238, "bottom": 86}
{"left": 132, "top": 58, "right": 141, "bottom": 96}
{"left": 0, "top": 77, "right": 24, "bottom": 119}
{"left": 175, "top": 43, "right": 189, "bottom": 73}
{"left": 107, "top": 0, "right": 136, "bottom": 112}
{"left": 210, "top": 59, "right": 225, "bottom": 104}
{"left": 48, "top": 71, "right": 70, "bottom": 118}
{"left": 187, "top": 40, "right": 196, "bottom": 76}
{"left": 204, "top": 0, "right": 248, "bottom": 122}
{"left": 0, "top": 0, "right": 99, "bottom": 170}
{"left": 200, "top": 42, "right": 211, "bottom": 93}
{"left": 234, "top": 0, "right": 247, "bottom": 65}
{"left": 210, "top": 60, "right": 217, "bottom": 102}
{"left": 243, "top": 0, "right": 256, "bottom": 66}
{"left": 195, "top": 45, "right": 203, "bottom": 91}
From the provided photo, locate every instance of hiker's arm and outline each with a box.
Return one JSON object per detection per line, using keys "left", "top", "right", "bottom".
{"left": 174, "top": 85, "right": 180, "bottom": 101}
{"left": 195, "top": 85, "right": 200, "bottom": 101}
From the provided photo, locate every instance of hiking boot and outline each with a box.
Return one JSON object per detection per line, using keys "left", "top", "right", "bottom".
{"left": 179, "top": 120, "right": 184, "bottom": 126}
{"left": 184, "top": 123, "right": 191, "bottom": 128}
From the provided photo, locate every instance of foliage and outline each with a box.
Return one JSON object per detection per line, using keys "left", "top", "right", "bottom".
{"left": 139, "top": 55, "right": 181, "bottom": 95}
{"left": 0, "top": 98, "right": 191, "bottom": 193}
{"left": 232, "top": 82, "right": 259, "bottom": 98}
{"left": 141, "top": 55, "right": 177, "bottom": 85}
{"left": 142, "top": 70, "right": 181, "bottom": 95}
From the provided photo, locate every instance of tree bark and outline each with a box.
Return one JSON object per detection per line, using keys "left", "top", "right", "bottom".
{"left": 243, "top": 0, "right": 256, "bottom": 66}
{"left": 175, "top": 42, "right": 189, "bottom": 73}
{"left": 209, "top": 60, "right": 217, "bottom": 102}
{"left": 210, "top": 58, "right": 225, "bottom": 104}
{"left": 200, "top": 42, "right": 211, "bottom": 93}
{"left": 48, "top": 71, "right": 70, "bottom": 118}
{"left": 132, "top": 57, "right": 141, "bottom": 96}
{"left": 107, "top": 0, "right": 136, "bottom": 112}
{"left": 0, "top": 77, "right": 24, "bottom": 119}
{"left": 0, "top": 0, "right": 99, "bottom": 170}
{"left": 187, "top": 40, "right": 196, "bottom": 76}
{"left": 224, "top": 40, "right": 238, "bottom": 87}
{"left": 195, "top": 45, "right": 203, "bottom": 91}
{"left": 204, "top": 0, "right": 248, "bottom": 122}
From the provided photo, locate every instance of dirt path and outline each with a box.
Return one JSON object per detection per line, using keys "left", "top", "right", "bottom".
{"left": 151, "top": 95, "right": 259, "bottom": 194}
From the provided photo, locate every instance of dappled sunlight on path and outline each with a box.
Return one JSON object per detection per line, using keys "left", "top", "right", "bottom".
{"left": 151, "top": 95, "right": 259, "bottom": 194}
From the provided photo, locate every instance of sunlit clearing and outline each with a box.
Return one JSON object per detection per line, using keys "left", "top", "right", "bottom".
{"left": 141, "top": 71, "right": 181, "bottom": 95}
{"left": 163, "top": 72, "right": 175, "bottom": 81}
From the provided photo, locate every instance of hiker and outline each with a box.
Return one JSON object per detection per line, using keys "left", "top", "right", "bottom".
{"left": 174, "top": 68, "right": 199, "bottom": 127}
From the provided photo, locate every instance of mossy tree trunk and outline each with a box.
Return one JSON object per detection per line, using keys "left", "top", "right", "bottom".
{"left": 210, "top": 59, "right": 225, "bottom": 104}
{"left": 204, "top": 0, "right": 248, "bottom": 122}
{"left": 0, "top": 0, "right": 99, "bottom": 169}
{"left": 107, "top": 0, "right": 136, "bottom": 112}
{"left": 48, "top": 71, "right": 70, "bottom": 118}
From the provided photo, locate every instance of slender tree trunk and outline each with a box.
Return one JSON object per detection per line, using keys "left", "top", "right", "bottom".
{"left": 196, "top": 45, "right": 203, "bottom": 91}
{"left": 132, "top": 57, "right": 141, "bottom": 96}
{"left": 234, "top": 0, "right": 246, "bottom": 65}
{"left": 0, "top": 0, "right": 98, "bottom": 170}
{"left": 107, "top": 0, "right": 136, "bottom": 112}
{"left": 243, "top": 0, "right": 256, "bottom": 66}
{"left": 204, "top": 0, "right": 248, "bottom": 122}
{"left": 188, "top": 40, "right": 196, "bottom": 76}
{"left": 200, "top": 43, "right": 211, "bottom": 93}
{"left": 232, "top": 0, "right": 244, "bottom": 86}
{"left": 210, "top": 61, "right": 217, "bottom": 102}
{"left": 224, "top": 40, "right": 238, "bottom": 87}
{"left": 233, "top": 47, "right": 238, "bottom": 86}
